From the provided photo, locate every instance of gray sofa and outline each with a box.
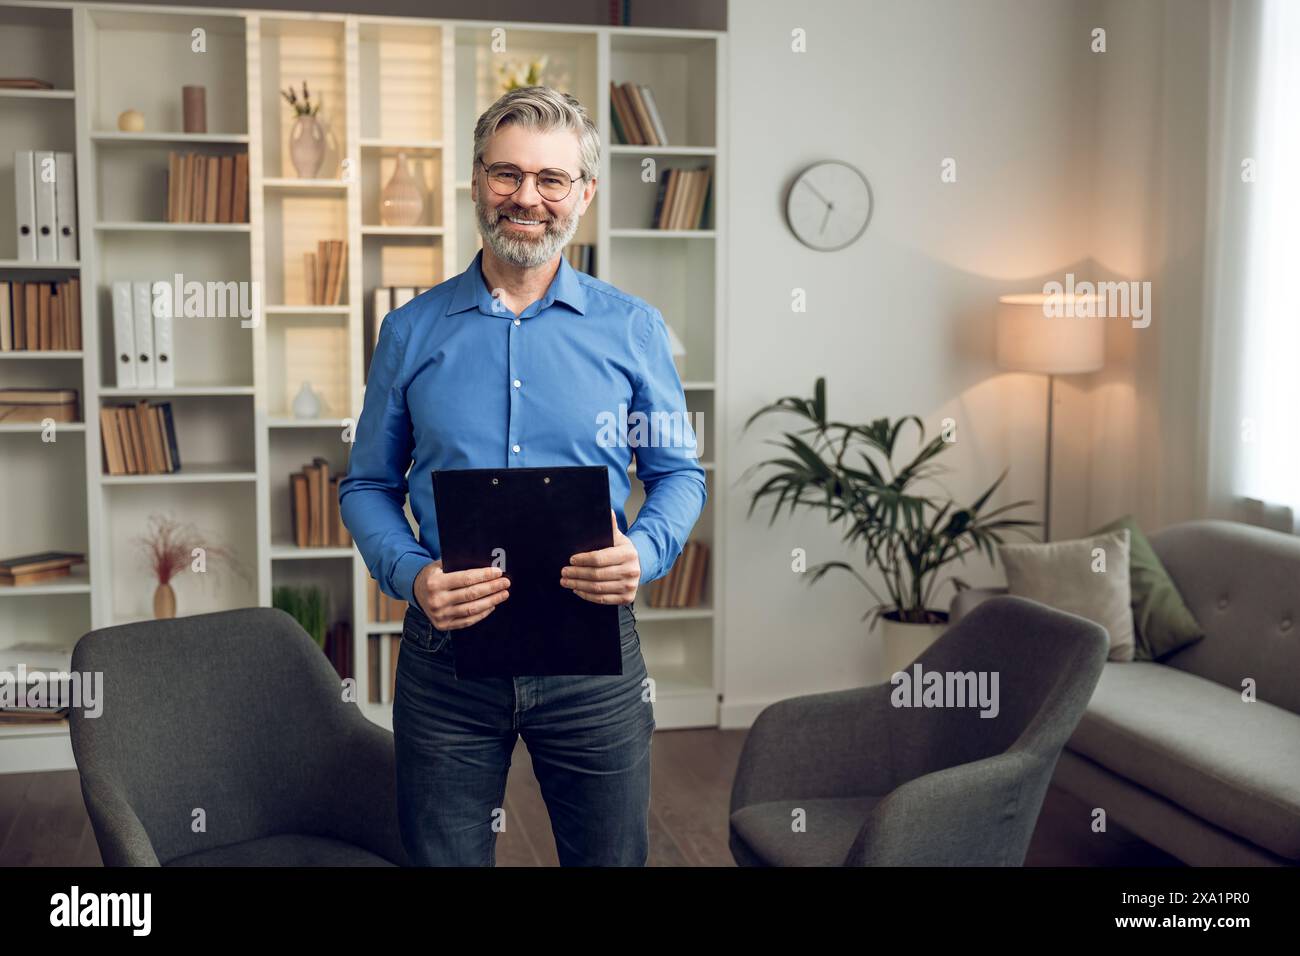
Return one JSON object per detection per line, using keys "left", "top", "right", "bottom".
{"left": 69, "top": 607, "right": 409, "bottom": 866}
{"left": 730, "top": 596, "right": 1108, "bottom": 865}
{"left": 950, "top": 519, "right": 1300, "bottom": 866}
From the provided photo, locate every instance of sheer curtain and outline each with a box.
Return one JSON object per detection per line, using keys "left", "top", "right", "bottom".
{"left": 1199, "top": 0, "right": 1300, "bottom": 531}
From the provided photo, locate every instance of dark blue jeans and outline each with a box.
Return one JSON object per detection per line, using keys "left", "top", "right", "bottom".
{"left": 393, "top": 599, "right": 656, "bottom": 866}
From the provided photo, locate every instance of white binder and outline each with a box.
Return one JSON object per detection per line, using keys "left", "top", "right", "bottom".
{"left": 13, "top": 151, "right": 37, "bottom": 261}
{"left": 112, "top": 281, "right": 136, "bottom": 387}
{"left": 33, "top": 151, "right": 57, "bottom": 261}
{"left": 153, "top": 291, "right": 175, "bottom": 388}
{"left": 54, "top": 152, "right": 78, "bottom": 263}
{"left": 132, "top": 281, "right": 155, "bottom": 388}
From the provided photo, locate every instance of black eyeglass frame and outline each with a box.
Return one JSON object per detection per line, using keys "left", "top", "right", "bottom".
{"left": 476, "top": 159, "right": 586, "bottom": 202}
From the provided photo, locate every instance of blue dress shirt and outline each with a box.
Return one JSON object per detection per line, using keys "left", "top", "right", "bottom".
{"left": 339, "top": 248, "right": 708, "bottom": 605}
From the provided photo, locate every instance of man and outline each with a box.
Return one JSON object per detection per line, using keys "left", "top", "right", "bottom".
{"left": 339, "top": 86, "right": 707, "bottom": 866}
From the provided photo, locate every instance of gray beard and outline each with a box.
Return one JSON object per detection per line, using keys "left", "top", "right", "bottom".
{"left": 475, "top": 195, "right": 581, "bottom": 268}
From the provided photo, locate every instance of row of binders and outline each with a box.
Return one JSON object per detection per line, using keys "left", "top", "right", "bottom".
{"left": 368, "top": 577, "right": 409, "bottom": 623}
{"left": 167, "top": 151, "right": 249, "bottom": 223}
{"left": 12, "top": 150, "right": 78, "bottom": 263}
{"left": 0, "top": 279, "right": 81, "bottom": 351}
{"left": 111, "top": 281, "right": 174, "bottom": 388}
{"left": 609, "top": 81, "right": 670, "bottom": 146}
{"left": 304, "top": 239, "right": 348, "bottom": 305}
{"left": 99, "top": 400, "right": 182, "bottom": 475}
{"left": 646, "top": 539, "right": 709, "bottom": 608}
{"left": 652, "top": 166, "right": 713, "bottom": 230}
{"left": 290, "top": 457, "right": 352, "bottom": 548}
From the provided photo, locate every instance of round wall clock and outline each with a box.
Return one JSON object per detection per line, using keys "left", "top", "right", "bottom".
{"left": 785, "top": 160, "right": 873, "bottom": 251}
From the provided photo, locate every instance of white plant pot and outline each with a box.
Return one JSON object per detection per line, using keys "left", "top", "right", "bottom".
{"left": 878, "top": 615, "right": 948, "bottom": 681}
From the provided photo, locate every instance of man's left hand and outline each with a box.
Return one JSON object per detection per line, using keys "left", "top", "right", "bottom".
{"left": 561, "top": 509, "right": 640, "bottom": 605}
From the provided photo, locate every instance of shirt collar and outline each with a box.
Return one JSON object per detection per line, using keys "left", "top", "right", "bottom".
{"left": 448, "top": 248, "right": 587, "bottom": 318}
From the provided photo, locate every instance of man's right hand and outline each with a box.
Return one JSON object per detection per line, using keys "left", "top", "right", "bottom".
{"left": 413, "top": 560, "right": 510, "bottom": 631}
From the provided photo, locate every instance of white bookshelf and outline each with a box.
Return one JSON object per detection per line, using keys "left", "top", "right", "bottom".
{"left": 1, "top": 1, "right": 726, "bottom": 772}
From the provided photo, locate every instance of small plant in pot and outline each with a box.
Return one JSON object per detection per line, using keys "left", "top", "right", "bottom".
{"left": 741, "top": 376, "right": 1038, "bottom": 676}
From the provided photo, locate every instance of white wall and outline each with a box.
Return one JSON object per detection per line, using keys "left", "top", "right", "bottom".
{"left": 720, "top": 0, "right": 1211, "bottom": 724}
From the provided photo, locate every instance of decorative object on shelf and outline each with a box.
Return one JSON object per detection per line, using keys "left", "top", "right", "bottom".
{"left": 996, "top": 292, "right": 1106, "bottom": 542}
{"left": 282, "top": 80, "right": 324, "bottom": 178}
{"left": 0, "top": 551, "right": 85, "bottom": 587}
{"left": 785, "top": 160, "right": 873, "bottom": 251}
{"left": 117, "top": 108, "right": 145, "bottom": 132}
{"left": 741, "top": 376, "right": 1038, "bottom": 679}
{"left": 135, "top": 513, "right": 251, "bottom": 620}
{"left": 497, "top": 55, "right": 548, "bottom": 93}
{"left": 292, "top": 380, "right": 322, "bottom": 419}
{"left": 272, "top": 585, "right": 328, "bottom": 650}
{"left": 181, "top": 85, "right": 206, "bottom": 134}
{"left": 380, "top": 152, "right": 425, "bottom": 227}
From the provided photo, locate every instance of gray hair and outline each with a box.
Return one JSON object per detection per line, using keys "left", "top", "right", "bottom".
{"left": 472, "top": 85, "right": 600, "bottom": 185}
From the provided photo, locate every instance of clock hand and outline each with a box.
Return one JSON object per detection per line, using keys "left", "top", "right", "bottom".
{"left": 819, "top": 203, "right": 832, "bottom": 235}
{"left": 800, "top": 178, "right": 832, "bottom": 207}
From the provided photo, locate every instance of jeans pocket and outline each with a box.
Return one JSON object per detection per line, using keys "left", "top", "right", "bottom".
{"left": 402, "top": 604, "right": 451, "bottom": 655}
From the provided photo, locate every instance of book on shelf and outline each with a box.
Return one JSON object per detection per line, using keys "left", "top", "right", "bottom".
{"left": 0, "top": 551, "right": 85, "bottom": 587}
{"left": 367, "top": 577, "right": 410, "bottom": 624}
{"left": 323, "top": 619, "right": 353, "bottom": 681}
{"left": 0, "top": 78, "right": 54, "bottom": 90}
{"left": 647, "top": 539, "right": 709, "bottom": 609}
{"left": 290, "top": 459, "right": 352, "bottom": 548}
{"left": 0, "top": 387, "right": 79, "bottom": 424}
{"left": 652, "top": 166, "right": 712, "bottom": 230}
{"left": 562, "top": 243, "right": 595, "bottom": 275}
{"left": 166, "top": 151, "right": 248, "bottom": 224}
{"left": 0, "top": 279, "right": 81, "bottom": 352}
{"left": 367, "top": 632, "right": 405, "bottom": 704}
{"left": 0, "top": 642, "right": 72, "bottom": 721}
{"left": 304, "top": 239, "right": 348, "bottom": 305}
{"left": 99, "top": 400, "right": 180, "bottom": 475}
{"left": 609, "top": 81, "right": 669, "bottom": 146}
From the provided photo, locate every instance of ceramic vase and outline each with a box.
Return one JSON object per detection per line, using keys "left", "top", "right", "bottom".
{"left": 154, "top": 581, "right": 176, "bottom": 619}
{"left": 380, "top": 152, "right": 425, "bottom": 226}
{"left": 293, "top": 381, "right": 322, "bottom": 419}
{"left": 290, "top": 114, "right": 325, "bottom": 178}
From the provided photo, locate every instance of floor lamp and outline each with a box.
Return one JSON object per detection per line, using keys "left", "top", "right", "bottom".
{"left": 996, "top": 293, "right": 1105, "bottom": 542}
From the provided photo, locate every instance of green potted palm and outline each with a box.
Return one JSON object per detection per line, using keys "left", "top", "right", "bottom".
{"left": 741, "top": 376, "right": 1038, "bottom": 675}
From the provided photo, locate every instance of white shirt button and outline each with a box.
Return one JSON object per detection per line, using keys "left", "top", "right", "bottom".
{"left": 513, "top": 318, "right": 521, "bottom": 326}
{"left": 513, "top": 379, "right": 521, "bottom": 388}
{"left": 512, "top": 444, "right": 520, "bottom": 453}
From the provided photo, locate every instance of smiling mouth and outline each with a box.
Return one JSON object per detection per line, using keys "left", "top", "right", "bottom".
{"left": 501, "top": 213, "right": 546, "bottom": 228}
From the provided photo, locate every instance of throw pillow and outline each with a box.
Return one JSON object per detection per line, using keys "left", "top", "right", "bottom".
{"left": 998, "top": 529, "right": 1135, "bottom": 661}
{"left": 1090, "top": 514, "right": 1205, "bottom": 661}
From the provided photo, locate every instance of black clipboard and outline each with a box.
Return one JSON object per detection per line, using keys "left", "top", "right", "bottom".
{"left": 430, "top": 465, "right": 621, "bottom": 678}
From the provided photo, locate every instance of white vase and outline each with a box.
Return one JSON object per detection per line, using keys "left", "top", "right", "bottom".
{"left": 878, "top": 614, "right": 948, "bottom": 681}
{"left": 292, "top": 381, "right": 322, "bottom": 419}
{"left": 290, "top": 114, "right": 325, "bottom": 179}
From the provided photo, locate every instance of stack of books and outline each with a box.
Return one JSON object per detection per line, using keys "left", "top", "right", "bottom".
{"left": 368, "top": 577, "right": 409, "bottom": 623}
{"left": 0, "top": 387, "right": 79, "bottom": 424}
{"left": 563, "top": 243, "right": 595, "bottom": 274}
{"left": 290, "top": 457, "right": 351, "bottom": 547}
{"left": 647, "top": 539, "right": 709, "bottom": 608}
{"left": 0, "top": 551, "right": 85, "bottom": 587}
{"left": 652, "top": 166, "right": 712, "bottom": 230}
{"left": 367, "top": 631, "right": 403, "bottom": 704}
{"left": 0, "top": 279, "right": 81, "bottom": 351}
{"left": 0, "top": 643, "right": 73, "bottom": 723}
{"left": 99, "top": 400, "right": 180, "bottom": 475}
{"left": 609, "top": 81, "right": 669, "bottom": 146}
{"left": 166, "top": 151, "right": 249, "bottom": 223}
{"left": 305, "top": 240, "right": 348, "bottom": 305}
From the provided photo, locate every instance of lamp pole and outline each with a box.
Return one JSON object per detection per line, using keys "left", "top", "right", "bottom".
{"left": 1043, "top": 374, "right": 1054, "bottom": 542}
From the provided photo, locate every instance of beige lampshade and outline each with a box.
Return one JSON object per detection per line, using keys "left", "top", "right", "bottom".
{"left": 996, "top": 293, "right": 1105, "bottom": 374}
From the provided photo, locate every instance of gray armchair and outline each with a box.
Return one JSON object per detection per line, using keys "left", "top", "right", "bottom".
{"left": 729, "top": 596, "right": 1107, "bottom": 866}
{"left": 69, "top": 606, "right": 410, "bottom": 866}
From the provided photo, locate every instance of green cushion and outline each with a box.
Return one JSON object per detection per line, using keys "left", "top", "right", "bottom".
{"left": 1090, "top": 515, "right": 1205, "bottom": 661}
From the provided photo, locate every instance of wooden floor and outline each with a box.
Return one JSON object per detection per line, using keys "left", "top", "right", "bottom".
{"left": 0, "top": 727, "right": 1178, "bottom": 866}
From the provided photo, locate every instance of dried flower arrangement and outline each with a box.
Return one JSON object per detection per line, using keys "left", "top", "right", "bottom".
{"left": 135, "top": 513, "right": 251, "bottom": 619}
{"left": 281, "top": 80, "right": 320, "bottom": 117}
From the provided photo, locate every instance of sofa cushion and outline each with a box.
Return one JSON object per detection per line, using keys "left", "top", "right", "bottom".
{"left": 1067, "top": 662, "right": 1300, "bottom": 860}
{"left": 730, "top": 796, "right": 883, "bottom": 866}
{"left": 165, "top": 833, "right": 395, "bottom": 866}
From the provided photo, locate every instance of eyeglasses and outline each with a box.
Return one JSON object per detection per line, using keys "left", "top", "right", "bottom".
{"left": 477, "top": 160, "right": 584, "bottom": 202}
